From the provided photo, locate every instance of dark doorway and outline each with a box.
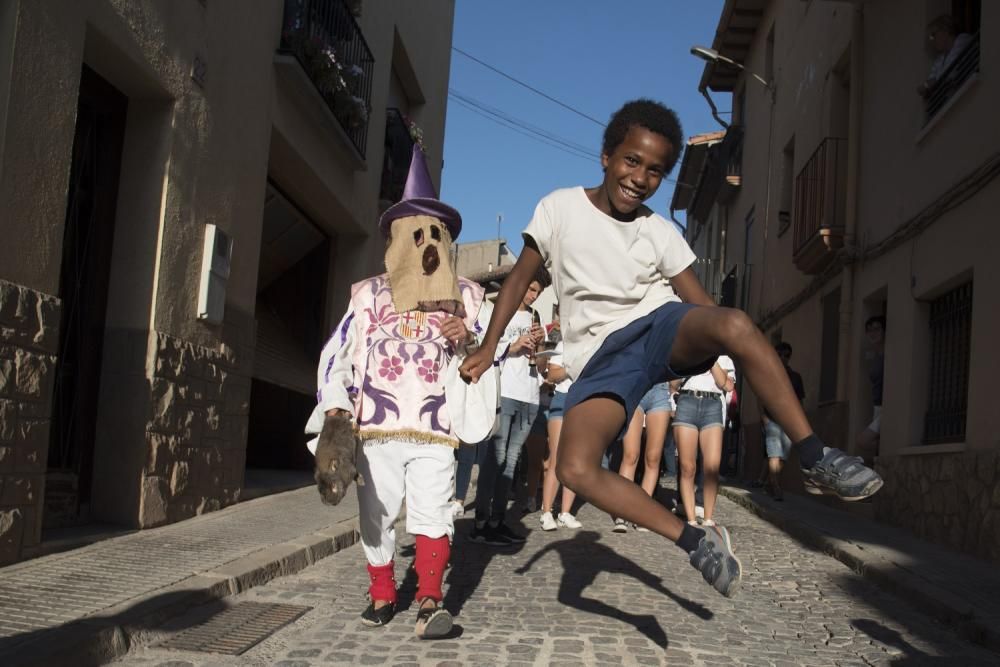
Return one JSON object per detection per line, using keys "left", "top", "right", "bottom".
{"left": 46, "top": 66, "right": 128, "bottom": 528}
{"left": 246, "top": 185, "right": 331, "bottom": 481}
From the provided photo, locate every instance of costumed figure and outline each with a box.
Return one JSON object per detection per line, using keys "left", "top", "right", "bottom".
{"left": 305, "top": 145, "right": 498, "bottom": 639}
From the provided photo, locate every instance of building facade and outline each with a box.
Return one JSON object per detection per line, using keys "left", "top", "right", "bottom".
{"left": 0, "top": 0, "right": 455, "bottom": 564}
{"left": 676, "top": 0, "right": 999, "bottom": 561}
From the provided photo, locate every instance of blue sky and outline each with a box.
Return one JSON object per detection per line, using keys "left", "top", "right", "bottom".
{"left": 440, "top": 0, "right": 728, "bottom": 255}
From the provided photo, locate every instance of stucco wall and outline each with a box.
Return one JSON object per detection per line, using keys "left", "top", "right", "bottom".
{"left": 704, "top": 0, "right": 999, "bottom": 560}
{"left": 0, "top": 0, "right": 456, "bottom": 553}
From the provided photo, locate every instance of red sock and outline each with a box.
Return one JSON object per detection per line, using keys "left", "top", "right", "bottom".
{"left": 414, "top": 535, "right": 450, "bottom": 603}
{"left": 366, "top": 561, "right": 397, "bottom": 604}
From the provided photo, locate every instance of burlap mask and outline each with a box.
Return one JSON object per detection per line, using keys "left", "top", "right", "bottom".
{"left": 385, "top": 215, "right": 464, "bottom": 317}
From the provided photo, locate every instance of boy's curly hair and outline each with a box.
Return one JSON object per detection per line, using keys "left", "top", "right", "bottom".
{"left": 602, "top": 99, "right": 683, "bottom": 174}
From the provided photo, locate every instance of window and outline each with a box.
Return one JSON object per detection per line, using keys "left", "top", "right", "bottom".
{"left": 924, "top": 280, "right": 973, "bottom": 443}
{"left": 819, "top": 287, "right": 841, "bottom": 403}
{"left": 923, "top": 1, "right": 981, "bottom": 123}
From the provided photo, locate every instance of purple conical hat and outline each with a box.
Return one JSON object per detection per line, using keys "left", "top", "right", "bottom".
{"left": 378, "top": 144, "right": 462, "bottom": 240}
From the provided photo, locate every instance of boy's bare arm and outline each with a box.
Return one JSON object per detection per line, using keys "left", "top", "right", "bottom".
{"left": 670, "top": 267, "right": 717, "bottom": 307}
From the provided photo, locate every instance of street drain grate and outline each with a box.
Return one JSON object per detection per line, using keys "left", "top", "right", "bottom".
{"left": 156, "top": 601, "right": 312, "bottom": 655}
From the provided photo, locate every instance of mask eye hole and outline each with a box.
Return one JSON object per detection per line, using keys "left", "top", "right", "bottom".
{"left": 413, "top": 229, "right": 424, "bottom": 246}
{"left": 430, "top": 225, "right": 441, "bottom": 242}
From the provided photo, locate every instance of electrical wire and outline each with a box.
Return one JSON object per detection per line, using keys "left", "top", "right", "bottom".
{"left": 448, "top": 89, "right": 678, "bottom": 183}
{"left": 453, "top": 46, "right": 606, "bottom": 127}
{"left": 448, "top": 92, "right": 599, "bottom": 163}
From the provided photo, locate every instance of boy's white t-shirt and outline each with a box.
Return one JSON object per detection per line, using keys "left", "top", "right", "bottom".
{"left": 523, "top": 187, "right": 696, "bottom": 379}
{"left": 498, "top": 308, "right": 541, "bottom": 404}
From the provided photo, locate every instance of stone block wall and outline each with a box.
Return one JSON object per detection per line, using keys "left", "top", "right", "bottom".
{"left": 875, "top": 451, "right": 1000, "bottom": 564}
{"left": 0, "top": 279, "right": 59, "bottom": 565}
{"left": 139, "top": 329, "right": 252, "bottom": 527}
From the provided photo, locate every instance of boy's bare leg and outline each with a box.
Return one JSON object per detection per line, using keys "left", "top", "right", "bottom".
{"left": 556, "top": 397, "right": 686, "bottom": 540}
{"left": 671, "top": 307, "right": 811, "bottom": 441}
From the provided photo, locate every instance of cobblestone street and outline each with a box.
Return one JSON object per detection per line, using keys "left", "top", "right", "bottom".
{"left": 113, "top": 491, "right": 999, "bottom": 666}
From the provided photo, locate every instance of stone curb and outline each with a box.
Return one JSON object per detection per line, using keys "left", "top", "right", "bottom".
{"left": 2, "top": 518, "right": 363, "bottom": 667}
{"left": 718, "top": 485, "right": 1000, "bottom": 653}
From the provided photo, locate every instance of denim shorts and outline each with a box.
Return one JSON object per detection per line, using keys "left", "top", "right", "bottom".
{"left": 763, "top": 420, "right": 792, "bottom": 460}
{"left": 547, "top": 391, "right": 568, "bottom": 421}
{"left": 565, "top": 302, "right": 716, "bottom": 440}
{"left": 673, "top": 393, "right": 724, "bottom": 431}
{"left": 638, "top": 382, "right": 674, "bottom": 414}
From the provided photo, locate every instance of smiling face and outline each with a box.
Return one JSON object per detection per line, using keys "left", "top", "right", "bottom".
{"left": 596, "top": 126, "right": 674, "bottom": 221}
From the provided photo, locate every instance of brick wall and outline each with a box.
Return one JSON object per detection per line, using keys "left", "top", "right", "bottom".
{"left": 0, "top": 279, "right": 59, "bottom": 564}
{"left": 138, "top": 329, "right": 252, "bottom": 527}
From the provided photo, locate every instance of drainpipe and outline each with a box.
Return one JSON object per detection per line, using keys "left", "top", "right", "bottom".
{"left": 836, "top": 3, "right": 863, "bottom": 408}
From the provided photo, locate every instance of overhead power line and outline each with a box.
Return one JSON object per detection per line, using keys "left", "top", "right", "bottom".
{"left": 452, "top": 46, "right": 607, "bottom": 128}
{"left": 449, "top": 89, "right": 598, "bottom": 160}
{"left": 449, "top": 93, "right": 598, "bottom": 164}
{"left": 448, "top": 89, "right": 677, "bottom": 184}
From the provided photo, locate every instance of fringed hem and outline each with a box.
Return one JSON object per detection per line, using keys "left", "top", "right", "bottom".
{"left": 358, "top": 428, "right": 459, "bottom": 449}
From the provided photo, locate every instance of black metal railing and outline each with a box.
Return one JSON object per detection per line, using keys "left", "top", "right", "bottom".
{"left": 925, "top": 31, "right": 980, "bottom": 123}
{"left": 924, "top": 281, "right": 973, "bottom": 444}
{"left": 792, "top": 137, "right": 846, "bottom": 256}
{"left": 279, "top": 0, "right": 375, "bottom": 157}
{"left": 379, "top": 108, "right": 415, "bottom": 204}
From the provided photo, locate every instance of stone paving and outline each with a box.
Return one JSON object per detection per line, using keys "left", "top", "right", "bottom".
{"left": 114, "top": 492, "right": 1000, "bottom": 666}
{"left": 0, "top": 487, "right": 357, "bottom": 646}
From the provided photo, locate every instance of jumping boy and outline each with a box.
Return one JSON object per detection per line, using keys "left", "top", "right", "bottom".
{"left": 460, "top": 99, "right": 883, "bottom": 597}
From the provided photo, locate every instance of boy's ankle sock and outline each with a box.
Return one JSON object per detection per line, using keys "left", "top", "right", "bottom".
{"left": 797, "top": 433, "right": 826, "bottom": 469}
{"left": 676, "top": 523, "right": 706, "bottom": 555}
{"left": 474, "top": 519, "right": 487, "bottom": 529}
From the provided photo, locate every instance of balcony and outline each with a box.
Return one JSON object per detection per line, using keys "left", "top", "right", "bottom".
{"left": 278, "top": 0, "right": 375, "bottom": 158}
{"left": 378, "top": 109, "right": 415, "bottom": 206}
{"left": 792, "top": 137, "right": 847, "bottom": 274}
{"left": 925, "top": 31, "right": 980, "bottom": 125}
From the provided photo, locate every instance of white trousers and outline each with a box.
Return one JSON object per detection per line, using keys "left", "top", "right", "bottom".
{"left": 356, "top": 440, "right": 456, "bottom": 567}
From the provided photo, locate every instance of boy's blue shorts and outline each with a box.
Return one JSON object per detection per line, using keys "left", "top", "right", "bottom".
{"left": 564, "top": 301, "right": 716, "bottom": 440}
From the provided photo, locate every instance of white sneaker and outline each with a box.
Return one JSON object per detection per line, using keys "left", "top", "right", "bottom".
{"left": 539, "top": 511, "right": 557, "bottom": 531}
{"left": 633, "top": 523, "right": 650, "bottom": 532}
{"left": 449, "top": 500, "right": 465, "bottom": 518}
{"left": 557, "top": 512, "right": 582, "bottom": 529}
{"left": 612, "top": 517, "right": 629, "bottom": 533}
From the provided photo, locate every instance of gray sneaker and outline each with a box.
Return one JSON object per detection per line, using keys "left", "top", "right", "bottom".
{"left": 802, "top": 447, "right": 884, "bottom": 501}
{"left": 689, "top": 525, "right": 742, "bottom": 597}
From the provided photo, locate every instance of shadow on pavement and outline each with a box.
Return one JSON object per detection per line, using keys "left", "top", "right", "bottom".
{"left": 851, "top": 617, "right": 998, "bottom": 666}
{"left": 442, "top": 515, "right": 527, "bottom": 620}
{"left": 514, "top": 530, "right": 711, "bottom": 648}
{"left": 0, "top": 589, "right": 227, "bottom": 667}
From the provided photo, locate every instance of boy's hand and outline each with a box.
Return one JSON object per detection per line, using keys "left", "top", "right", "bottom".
{"left": 440, "top": 316, "right": 470, "bottom": 347}
{"left": 530, "top": 323, "right": 545, "bottom": 343}
{"left": 460, "top": 346, "right": 496, "bottom": 383}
